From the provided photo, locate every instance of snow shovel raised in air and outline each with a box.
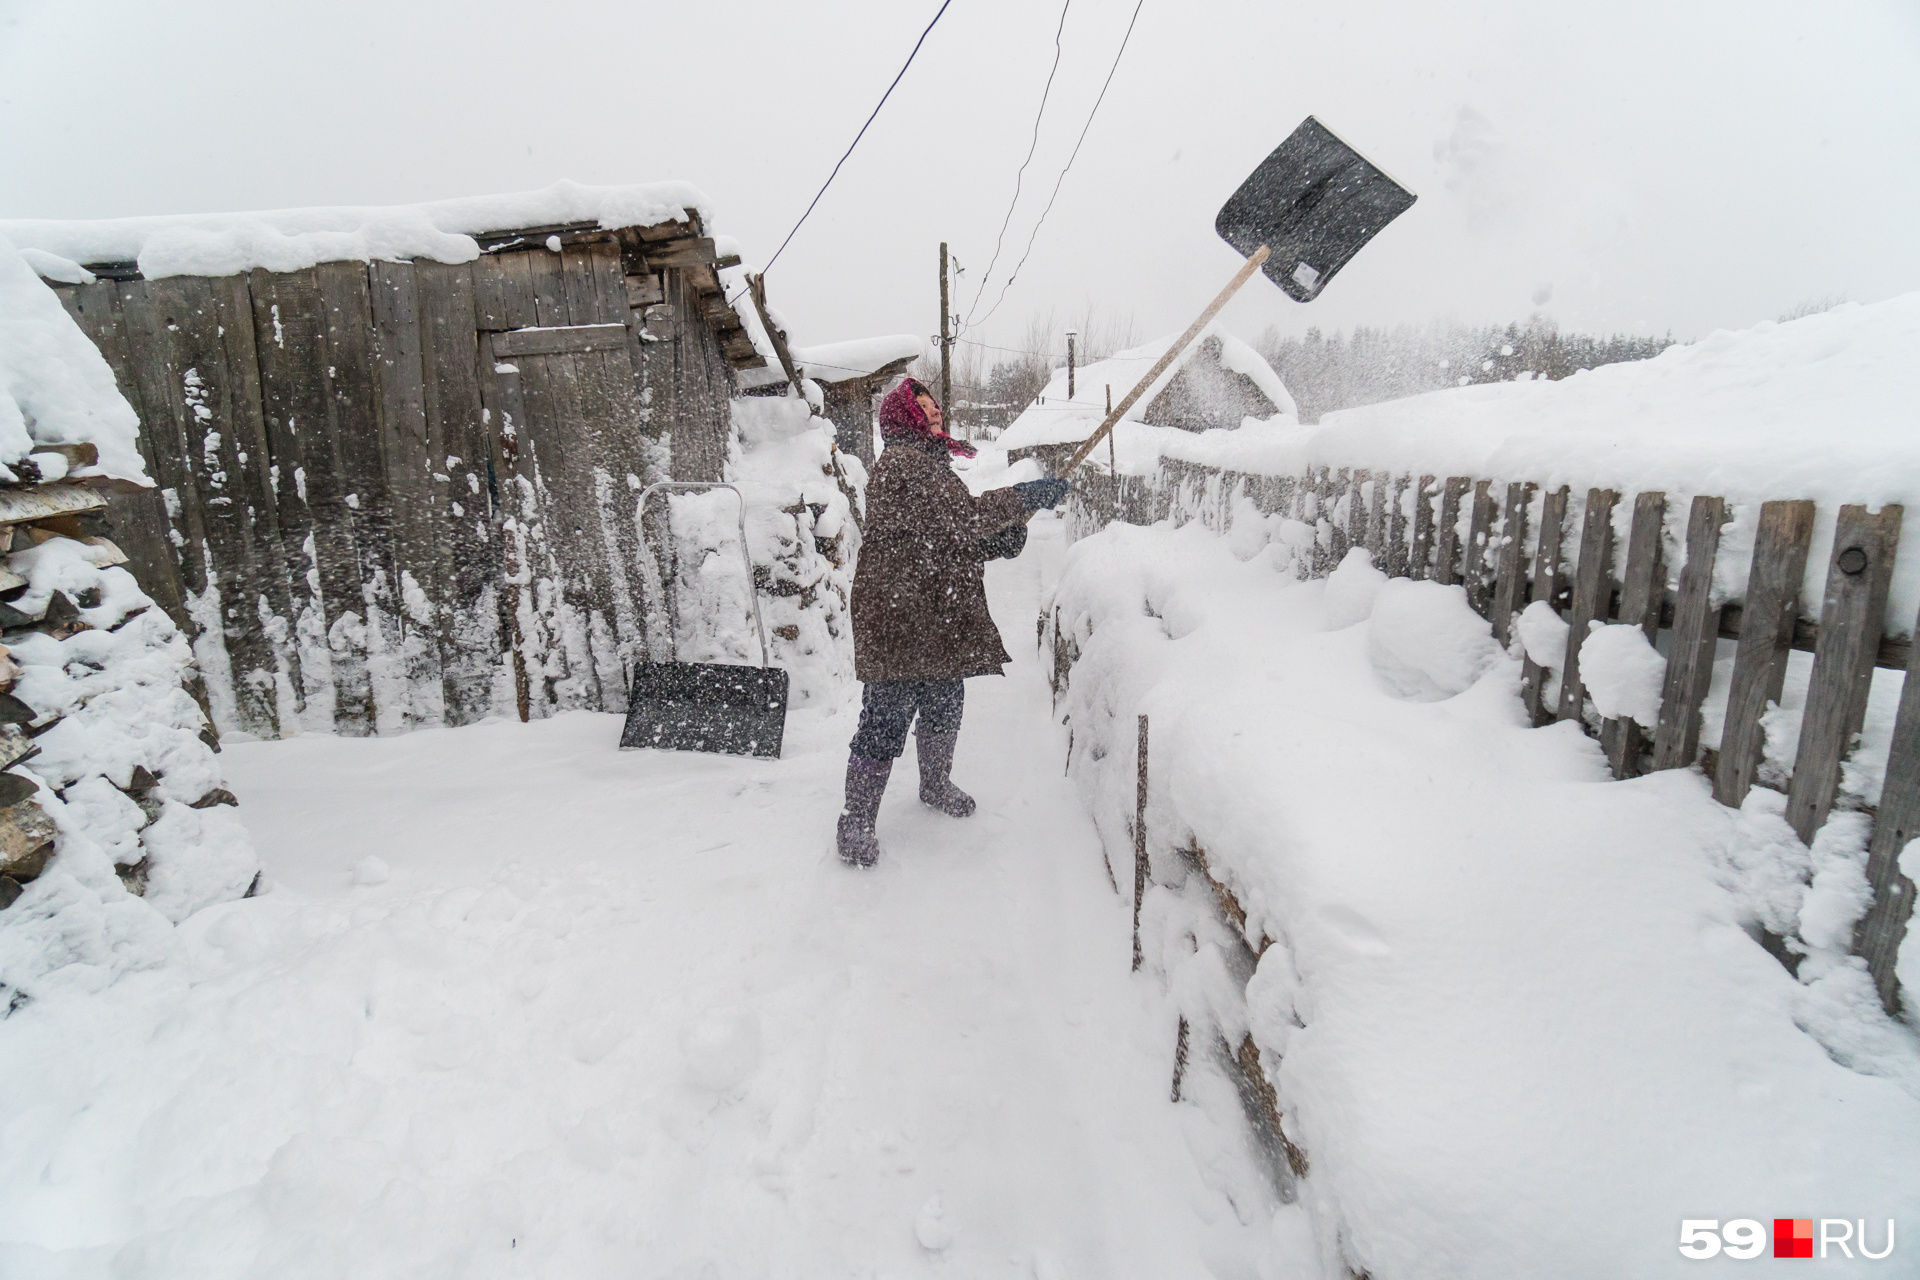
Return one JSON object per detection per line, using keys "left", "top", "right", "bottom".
{"left": 1217, "top": 115, "right": 1417, "bottom": 302}
{"left": 1049, "top": 116, "right": 1416, "bottom": 478}
{"left": 620, "top": 482, "right": 788, "bottom": 759}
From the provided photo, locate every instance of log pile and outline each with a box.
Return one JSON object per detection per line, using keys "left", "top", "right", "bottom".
{"left": 0, "top": 477, "right": 249, "bottom": 921}
{"left": 0, "top": 234, "right": 256, "bottom": 996}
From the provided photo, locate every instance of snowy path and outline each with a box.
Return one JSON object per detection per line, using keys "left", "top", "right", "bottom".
{"left": 1, "top": 522, "right": 1306, "bottom": 1279}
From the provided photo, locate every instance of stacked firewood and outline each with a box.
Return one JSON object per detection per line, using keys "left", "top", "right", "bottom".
{"left": 0, "top": 464, "right": 249, "bottom": 919}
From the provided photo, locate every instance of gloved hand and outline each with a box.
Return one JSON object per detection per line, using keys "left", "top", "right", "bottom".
{"left": 978, "top": 523, "right": 1029, "bottom": 560}
{"left": 1013, "top": 478, "right": 1070, "bottom": 511}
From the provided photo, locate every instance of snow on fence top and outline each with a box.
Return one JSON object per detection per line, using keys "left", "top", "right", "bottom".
{"left": 0, "top": 180, "right": 713, "bottom": 282}
{"left": 998, "top": 326, "right": 1297, "bottom": 451}
{"left": 1137, "top": 293, "right": 1920, "bottom": 627}
{"left": 0, "top": 234, "right": 151, "bottom": 485}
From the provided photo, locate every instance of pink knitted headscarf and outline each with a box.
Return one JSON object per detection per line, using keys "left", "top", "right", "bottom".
{"left": 877, "top": 378, "right": 976, "bottom": 458}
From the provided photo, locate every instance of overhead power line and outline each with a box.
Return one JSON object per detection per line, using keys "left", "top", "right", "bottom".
{"left": 953, "top": 335, "right": 1128, "bottom": 363}
{"left": 963, "top": 0, "right": 1073, "bottom": 325}
{"left": 968, "top": 0, "right": 1146, "bottom": 330}
{"left": 762, "top": 0, "right": 958, "bottom": 275}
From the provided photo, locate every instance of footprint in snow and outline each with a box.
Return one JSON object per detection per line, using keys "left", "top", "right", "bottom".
{"left": 520, "top": 903, "right": 575, "bottom": 938}
{"left": 464, "top": 885, "right": 521, "bottom": 923}
{"left": 914, "top": 1195, "right": 953, "bottom": 1251}
{"left": 205, "top": 910, "right": 262, "bottom": 958}
{"left": 680, "top": 1006, "right": 761, "bottom": 1093}
{"left": 572, "top": 1016, "right": 630, "bottom": 1065}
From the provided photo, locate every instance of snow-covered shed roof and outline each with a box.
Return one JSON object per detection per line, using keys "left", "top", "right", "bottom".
{"left": 0, "top": 234, "right": 150, "bottom": 486}
{"left": 792, "top": 335, "right": 924, "bottom": 386}
{"left": 997, "top": 327, "right": 1296, "bottom": 451}
{"left": 0, "top": 181, "right": 714, "bottom": 283}
{"left": 734, "top": 332, "right": 924, "bottom": 394}
{"left": 10, "top": 181, "right": 775, "bottom": 375}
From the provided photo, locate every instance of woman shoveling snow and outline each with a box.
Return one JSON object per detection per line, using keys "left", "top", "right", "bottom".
{"left": 836, "top": 378, "right": 1068, "bottom": 867}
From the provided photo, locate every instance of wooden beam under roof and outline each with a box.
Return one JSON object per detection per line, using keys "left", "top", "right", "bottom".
{"left": 471, "top": 221, "right": 607, "bottom": 253}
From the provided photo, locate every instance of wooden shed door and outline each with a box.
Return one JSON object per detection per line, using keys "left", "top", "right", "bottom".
{"left": 476, "top": 243, "right": 668, "bottom": 718}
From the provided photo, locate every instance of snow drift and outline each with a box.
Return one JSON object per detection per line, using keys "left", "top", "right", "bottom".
{"left": 1046, "top": 521, "right": 1920, "bottom": 1278}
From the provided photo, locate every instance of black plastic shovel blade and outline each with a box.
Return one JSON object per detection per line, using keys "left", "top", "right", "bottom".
{"left": 620, "top": 662, "right": 789, "bottom": 759}
{"left": 1216, "top": 116, "right": 1416, "bottom": 303}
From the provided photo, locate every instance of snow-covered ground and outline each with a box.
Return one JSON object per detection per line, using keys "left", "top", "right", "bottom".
{"left": 0, "top": 520, "right": 1315, "bottom": 1279}
{"left": 10, "top": 391, "right": 1919, "bottom": 1276}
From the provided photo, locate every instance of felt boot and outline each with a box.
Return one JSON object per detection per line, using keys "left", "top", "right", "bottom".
{"left": 836, "top": 755, "right": 892, "bottom": 867}
{"left": 916, "top": 730, "right": 976, "bottom": 817}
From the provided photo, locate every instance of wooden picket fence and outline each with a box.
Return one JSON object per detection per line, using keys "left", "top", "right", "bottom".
{"left": 1067, "top": 459, "right": 1918, "bottom": 1015}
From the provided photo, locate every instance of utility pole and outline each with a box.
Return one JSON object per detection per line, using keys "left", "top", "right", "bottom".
{"left": 939, "top": 242, "right": 952, "bottom": 434}
{"left": 1066, "top": 328, "right": 1077, "bottom": 401}
{"left": 1107, "top": 384, "right": 1115, "bottom": 475}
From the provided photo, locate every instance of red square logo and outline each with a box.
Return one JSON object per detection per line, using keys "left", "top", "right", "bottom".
{"left": 1775, "top": 1219, "right": 1813, "bottom": 1258}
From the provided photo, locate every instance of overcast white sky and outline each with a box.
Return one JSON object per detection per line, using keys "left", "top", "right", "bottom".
{"left": 3, "top": 0, "right": 1917, "bottom": 363}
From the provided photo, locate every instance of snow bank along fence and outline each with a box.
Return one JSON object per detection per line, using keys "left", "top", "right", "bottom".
{"left": 41, "top": 216, "right": 768, "bottom": 740}
{"left": 1063, "top": 461, "right": 1918, "bottom": 1015}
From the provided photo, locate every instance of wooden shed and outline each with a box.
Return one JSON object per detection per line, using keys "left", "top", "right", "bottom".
{"left": 3, "top": 185, "right": 774, "bottom": 739}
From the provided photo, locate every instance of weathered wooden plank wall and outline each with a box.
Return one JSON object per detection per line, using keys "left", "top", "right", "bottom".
{"left": 1070, "top": 459, "right": 1919, "bottom": 1014}
{"left": 54, "top": 234, "right": 745, "bottom": 740}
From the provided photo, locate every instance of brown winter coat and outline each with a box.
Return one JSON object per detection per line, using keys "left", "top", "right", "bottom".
{"left": 851, "top": 438, "right": 1028, "bottom": 683}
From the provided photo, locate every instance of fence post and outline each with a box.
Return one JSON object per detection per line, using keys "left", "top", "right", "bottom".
{"left": 1386, "top": 475, "right": 1410, "bottom": 577}
{"left": 1602, "top": 492, "right": 1667, "bottom": 776}
{"left": 1856, "top": 600, "right": 1920, "bottom": 1015}
{"left": 1435, "top": 477, "right": 1471, "bottom": 586}
{"left": 1171, "top": 1015, "right": 1190, "bottom": 1102}
{"left": 1328, "top": 469, "right": 1353, "bottom": 569}
{"left": 1652, "top": 496, "right": 1731, "bottom": 770}
{"left": 1786, "top": 504, "right": 1903, "bottom": 842}
{"left": 1490, "top": 481, "right": 1533, "bottom": 648}
{"left": 1522, "top": 486, "right": 1569, "bottom": 725}
{"left": 1311, "top": 466, "right": 1333, "bottom": 573}
{"left": 1133, "top": 712, "right": 1150, "bottom": 972}
{"left": 1410, "top": 475, "right": 1437, "bottom": 581}
{"left": 1366, "top": 475, "right": 1390, "bottom": 562}
{"left": 1713, "top": 500, "right": 1817, "bottom": 805}
{"left": 1466, "top": 479, "right": 1496, "bottom": 617}
{"left": 1348, "top": 468, "right": 1371, "bottom": 557}
{"left": 1557, "top": 488, "right": 1619, "bottom": 723}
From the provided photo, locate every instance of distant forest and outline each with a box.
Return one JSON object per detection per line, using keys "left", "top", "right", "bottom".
{"left": 927, "top": 312, "right": 1675, "bottom": 436}
{"left": 1258, "top": 317, "right": 1674, "bottom": 423}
